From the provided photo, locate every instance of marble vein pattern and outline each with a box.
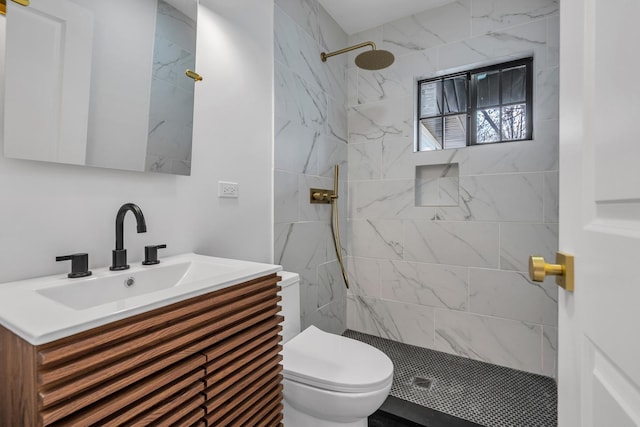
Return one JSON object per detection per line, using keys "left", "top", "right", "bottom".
{"left": 382, "top": 0, "right": 471, "bottom": 57}
{"left": 348, "top": 142, "right": 382, "bottom": 181}
{"left": 438, "top": 20, "right": 547, "bottom": 72}
{"left": 500, "top": 223, "right": 558, "bottom": 272}
{"left": 274, "top": 171, "right": 299, "bottom": 224}
{"left": 543, "top": 171, "right": 559, "bottom": 223}
{"left": 436, "top": 173, "right": 544, "bottom": 222}
{"left": 318, "top": 136, "right": 347, "bottom": 178}
{"left": 351, "top": 180, "right": 417, "bottom": 219}
{"left": 404, "top": 221, "right": 500, "bottom": 268}
{"left": 347, "top": 257, "right": 381, "bottom": 298}
{"left": 274, "top": 117, "right": 319, "bottom": 175}
{"left": 348, "top": 294, "right": 435, "bottom": 348}
{"left": 535, "top": 67, "right": 560, "bottom": 121}
{"left": 349, "top": 219, "right": 403, "bottom": 260}
{"left": 435, "top": 309, "right": 543, "bottom": 373}
{"left": 317, "top": 260, "right": 347, "bottom": 309}
{"left": 469, "top": 268, "right": 557, "bottom": 325}
{"left": 542, "top": 326, "right": 558, "bottom": 378}
{"left": 348, "top": 97, "right": 413, "bottom": 144}
{"left": 382, "top": 136, "right": 414, "bottom": 180}
{"left": 380, "top": 260, "right": 468, "bottom": 311}
{"left": 274, "top": 0, "right": 320, "bottom": 49}
{"left": 275, "top": 62, "right": 327, "bottom": 132}
{"left": 471, "top": 0, "right": 559, "bottom": 36}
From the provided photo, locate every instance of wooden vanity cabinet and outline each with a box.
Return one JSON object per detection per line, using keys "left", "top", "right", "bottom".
{"left": 0, "top": 273, "right": 284, "bottom": 427}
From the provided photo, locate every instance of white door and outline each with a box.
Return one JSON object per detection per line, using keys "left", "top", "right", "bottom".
{"left": 559, "top": 0, "right": 640, "bottom": 425}
{"left": 4, "top": 0, "right": 93, "bottom": 164}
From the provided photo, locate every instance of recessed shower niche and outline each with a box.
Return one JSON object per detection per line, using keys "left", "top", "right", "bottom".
{"left": 415, "top": 163, "right": 460, "bottom": 207}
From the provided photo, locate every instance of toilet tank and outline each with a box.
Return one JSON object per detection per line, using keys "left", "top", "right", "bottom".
{"left": 277, "top": 271, "right": 300, "bottom": 344}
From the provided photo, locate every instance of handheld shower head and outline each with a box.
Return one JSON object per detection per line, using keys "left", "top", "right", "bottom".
{"left": 321, "top": 41, "right": 395, "bottom": 71}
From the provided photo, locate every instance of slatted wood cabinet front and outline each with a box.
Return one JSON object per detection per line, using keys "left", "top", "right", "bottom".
{"left": 0, "top": 273, "right": 283, "bottom": 427}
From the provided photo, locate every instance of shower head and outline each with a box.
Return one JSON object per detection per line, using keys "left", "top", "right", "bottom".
{"left": 320, "top": 41, "right": 395, "bottom": 71}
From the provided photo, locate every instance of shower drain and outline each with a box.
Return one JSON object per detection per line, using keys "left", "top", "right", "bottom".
{"left": 412, "top": 377, "right": 434, "bottom": 391}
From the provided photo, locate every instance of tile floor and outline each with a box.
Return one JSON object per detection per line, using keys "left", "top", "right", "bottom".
{"left": 344, "top": 330, "right": 557, "bottom": 427}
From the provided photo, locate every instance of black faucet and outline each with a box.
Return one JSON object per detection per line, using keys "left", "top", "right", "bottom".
{"left": 110, "top": 203, "right": 147, "bottom": 271}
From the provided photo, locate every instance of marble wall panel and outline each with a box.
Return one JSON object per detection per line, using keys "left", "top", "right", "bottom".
{"left": 348, "top": 97, "right": 413, "bottom": 145}
{"left": 274, "top": 117, "right": 319, "bottom": 175}
{"left": 500, "top": 223, "right": 558, "bottom": 272}
{"left": 543, "top": 171, "right": 559, "bottom": 223}
{"left": 348, "top": 141, "right": 383, "bottom": 181}
{"left": 275, "top": 62, "right": 327, "bottom": 131}
{"left": 469, "top": 268, "right": 557, "bottom": 325}
{"left": 382, "top": 0, "right": 471, "bottom": 57}
{"left": 435, "top": 309, "right": 543, "bottom": 373}
{"left": 348, "top": 294, "right": 436, "bottom": 348}
{"left": 319, "top": 136, "right": 348, "bottom": 178}
{"left": 439, "top": 20, "right": 547, "bottom": 73}
{"left": 274, "top": 171, "right": 299, "bottom": 224}
{"left": 547, "top": 15, "right": 560, "bottom": 68}
{"left": 382, "top": 136, "right": 414, "bottom": 180}
{"left": 380, "top": 260, "right": 468, "bottom": 311}
{"left": 274, "top": 1, "right": 348, "bottom": 333}
{"left": 404, "top": 220, "right": 500, "bottom": 268}
{"left": 471, "top": 0, "right": 558, "bottom": 36}
{"left": 336, "top": 0, "right": 560, "bottom": 377}
{"left": 347, "top": 256, "right": 381, "bottom": 297}
{"left": 535, "top": 67, "right": 560, "bottom": 121}
{"left": 349, "top": 219, "right": 404, "bottom": 260}
{"left": 436, "top": 173, "right": 544, "bottom": 222}
{"left": 317, "top": 260, "right": 347, "bottom": 309}
{"left": 274, "top": 0, "right": 320, "bottom": 45}
{"left": 542, "top": 326, "right": 558, "bottom": 378}
{"left": 350, "top": 180, "right": 416, "bottom": 219}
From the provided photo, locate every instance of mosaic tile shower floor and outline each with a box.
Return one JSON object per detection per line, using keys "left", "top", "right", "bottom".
{"left": 344, "top": 330, "right": 557, "bottom": 427}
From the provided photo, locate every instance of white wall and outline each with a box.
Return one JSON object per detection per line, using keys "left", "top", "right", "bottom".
{"left": 0, "top": 0, "right": 274, "bottom": 283}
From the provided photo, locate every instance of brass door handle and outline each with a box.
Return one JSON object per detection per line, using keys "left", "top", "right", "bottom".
{"left": 528, "top": 252, "right": 575, "bottom": 291}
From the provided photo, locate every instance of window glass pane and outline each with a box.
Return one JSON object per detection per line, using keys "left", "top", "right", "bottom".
{"left": 420, "top": 81, "right": 442, "bottom": 117}
{"left": 501, "top": 104, "right": 527, "bottom": 140}
{"left": 444, "top": 115, "right": 467, "bottom": 149}
{"left": 502, "top": 65, "right": 526, "bottom": 104}
{"left": 474, "top": 70, "right": 500, "bottom": 108}
{"left": 443, "top": 77, "right": 467, "bottom": 114}
{"left": 419, "top": 118, "right": 443, "bottom": 150}
{"left": 476, "top": 108, "right": 500, "bottom": 143}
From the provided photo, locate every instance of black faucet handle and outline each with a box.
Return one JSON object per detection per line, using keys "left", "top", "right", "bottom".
{"left": 142, "top": 244, "right": 167, "bottom": 265}
{"left": 56, "top": 253, "right": 92, "bottom": 278}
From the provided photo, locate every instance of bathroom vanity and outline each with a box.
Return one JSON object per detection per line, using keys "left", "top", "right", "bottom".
{"left": 0, "top": 254, "right": 284, "bottom": 426}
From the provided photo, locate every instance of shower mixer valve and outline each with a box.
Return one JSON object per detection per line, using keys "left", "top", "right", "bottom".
{"left": 309, "top": 188, "right": 335, "bottom": 204}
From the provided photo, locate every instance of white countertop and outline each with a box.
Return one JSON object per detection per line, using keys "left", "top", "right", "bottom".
{"left": 0, "top": 253, "right": 281, "bottom": 345}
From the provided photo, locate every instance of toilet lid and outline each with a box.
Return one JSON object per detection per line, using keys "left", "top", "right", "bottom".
{"left": 282, "top": 326, "right": 394, "bottom": 393}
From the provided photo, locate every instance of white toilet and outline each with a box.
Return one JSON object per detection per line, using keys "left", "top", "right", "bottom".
{"left": 278, "top": 271, "right": 393, "bottom": 427}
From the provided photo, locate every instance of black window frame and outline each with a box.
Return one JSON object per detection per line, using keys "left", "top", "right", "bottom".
{"left": 416, "top": 57, "right": 533, "bottom": 151}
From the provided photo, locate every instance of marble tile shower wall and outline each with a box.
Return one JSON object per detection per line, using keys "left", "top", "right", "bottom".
{"left": 273, "top": 0, "right": 349, "bottom": 334}
{"left": 346, "top": 0, "right": 560, "bottom": 378}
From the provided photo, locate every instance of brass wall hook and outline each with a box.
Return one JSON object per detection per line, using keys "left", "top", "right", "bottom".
{"left": 528, "top": 252, "right": 575, "bottom": 291}
{"left": 185, "top": 70, "right": 203, "bottom": 82}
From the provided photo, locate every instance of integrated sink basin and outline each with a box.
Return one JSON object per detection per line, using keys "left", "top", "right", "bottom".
{"left": 37, "top": 259, "right": 239, "bottom": 310}
{"left": 0, "top": 253, "right": 281, "bottom": 345}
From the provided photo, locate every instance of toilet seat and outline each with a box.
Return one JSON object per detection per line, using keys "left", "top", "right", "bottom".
{"left": 282, "top": 326, "right": 393, "bottom": 393}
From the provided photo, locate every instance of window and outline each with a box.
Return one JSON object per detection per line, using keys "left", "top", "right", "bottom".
{"left": 417, "top": 58, "right": 533, "bottom": 151}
